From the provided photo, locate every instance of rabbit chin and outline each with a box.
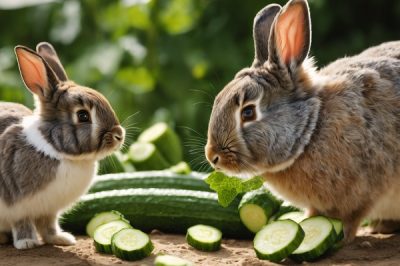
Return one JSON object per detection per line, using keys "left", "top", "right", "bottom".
{"left": 217, "top": 158, "right": 296, "bottom": 178}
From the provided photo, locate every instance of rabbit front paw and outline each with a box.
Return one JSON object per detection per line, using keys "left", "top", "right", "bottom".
{"left": 43, "top": 231, "right": 76, "bottom": 246}
{"left": 14, "top": 238, "right": 41, "bottom": 249}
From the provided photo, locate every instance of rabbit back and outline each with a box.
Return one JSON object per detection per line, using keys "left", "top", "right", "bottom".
{"left": 0, "top": 102, "right": 31, "bottom": 135}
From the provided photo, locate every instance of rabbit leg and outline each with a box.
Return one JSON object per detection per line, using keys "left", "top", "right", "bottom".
{"left": 368, "top": 219, "right": 400, "bottom": 234}
{"left": 342, "top": 208, "right": 369, "bottom": 243}
{"left": 35, "top": 214, "right": 76, "bottom": 246}
{"left": 11, "top": 218, "right": 41, "bottom": 249}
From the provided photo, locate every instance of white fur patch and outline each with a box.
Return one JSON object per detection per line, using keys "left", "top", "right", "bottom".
{"left": 21, "top": 116, "right": 63, "bottom": 160}
{"left": 0, "top": 159, "right": 96, "bottom": 230}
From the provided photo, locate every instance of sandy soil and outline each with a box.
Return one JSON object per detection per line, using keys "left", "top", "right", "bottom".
{"left": 1, "top": 230, "right": 400, "bottom": 266}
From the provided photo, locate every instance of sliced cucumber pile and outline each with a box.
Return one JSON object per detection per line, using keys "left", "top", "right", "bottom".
{"left": 186, "top": 224, "right": 222, "bottom": 251}
{"left": 290, "top": 216, "right": 337, "bottom": 262}
{"left": 239, "top": 190, "right": 280, "bottom": 233}
{"left": 278, "top": 211, "right": 306, "bottom": 223}
{"left": 254, "top": 219, "right": 304, "bottom": 262}
{"left": 93, "top": 220, "right": 132, "bottom": 253}
{"left": 111, "top": 228, "right": 154, "bottom": 261}
{"left": 86, "top": 210, "right": 127, "bottom": 237}
{"left": 154, "top": 255, "right": 193, "bottom": 266}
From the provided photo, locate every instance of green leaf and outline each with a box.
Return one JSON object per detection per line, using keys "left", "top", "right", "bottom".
{"left": 205, "top": 172, "right": 264, "bottom": 207}
{"left": 241, "top": 176, "right": 263, "bottom": 192}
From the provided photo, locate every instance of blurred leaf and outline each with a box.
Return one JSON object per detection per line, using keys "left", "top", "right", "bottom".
{"left": 119, "top": 35, "right": 147, "bottom": 63}
{"left": 116, "top": 67, "right": 155, "bottom": 94}
{"left": 0, "top": 0, "right": 58, "bottom": 9}
{"left": 159, "top": 0, "right": 200, "bottom": 35}
{"left": 100, "top": 2, "right": 151, "bottom": 34}
{"left": 50, "top": 0, "right": 81, "bottom": 44}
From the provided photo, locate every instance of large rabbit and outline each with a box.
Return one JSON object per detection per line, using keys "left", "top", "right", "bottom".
{"left": 205, "top": 0, "right": 400, "bottom": 242}
{"left": 0, "top": 43, "right": 125, "bottom": 249}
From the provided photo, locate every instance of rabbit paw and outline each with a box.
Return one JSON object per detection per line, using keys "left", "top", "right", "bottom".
{"left": 367, "top": 220, "right": 400, "bottom": 234}
{"left": 44, "top": 232, "right": 76, "bottom": 246}
{"left": 14, "top": 238, "right": 41, "bottom": 249}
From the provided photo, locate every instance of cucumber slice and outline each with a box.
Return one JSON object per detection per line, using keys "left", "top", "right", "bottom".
{"left": 129, "top": 142, "right": 170, "bottom": 170}
{"left": 155, "top": 255, "right": 193, "bottom": 266}
{"left": 186, "top": 224, "right": 222, "bottom": 251}
{"left": 278, "top": 211, "right": 306, "bottom": 224}
{"left": 111, "top": 228, "right": 154, "bottom": 261}
{"left": 138, "top": 122, "right": 182, "bottom": 165}
{"left": 169, "top": 161, "right": 191, "bottom": 175}
{"left": 290, "top": 216, "right": 337, "bottom": 262}
{"left": 253, "top": 220, "right": 305, "bottom": 262}
{"left": 239, "top": 190, "right": 281, "bottom": 233}
{"left": 93, "top": 220, "right": 131, "bottom": 253}
{"left": 86, "top": 210, "right": 127, "bottom": 237}
{"left": 329, "top": 218, "right": 344, "bottom": 242}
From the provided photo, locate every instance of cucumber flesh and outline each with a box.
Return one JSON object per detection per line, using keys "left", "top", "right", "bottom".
{"left": 86, "top": 210, "right": 127, "bottom": 237}
{"left": 291, "top": 216, "right": 337, "bottom": 262}
{"left": 253, "top": 219, "right": 305, "bottom": 262}
{"left": 129, "top": 142, "right": 170, "bottom": 170}
{"left": 278, "top": 211, "right": 306, "bottom": 224}
{"left": 138, "top": 122, "right": 182, "bottom": 165}
{"left": 155, "top": 255, "right": 193, "bottom": 266}
{"left": 111, "top": 228, "right": 154, "bottom": 261}
{"left": 169, "top": 161, "right": 191, "bottom": 175}
{"left": 186, "top": 224, "right": 222, "bottom": 251}
{"left": 239, "top": 190, "right": 281, "bottom": 233}
{"left": 93, "top": 220, "right": 131, "bottom": 254}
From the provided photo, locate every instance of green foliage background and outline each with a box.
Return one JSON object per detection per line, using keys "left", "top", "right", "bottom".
{"left": 1, "top": 0, "right": 399, "bottom": 170}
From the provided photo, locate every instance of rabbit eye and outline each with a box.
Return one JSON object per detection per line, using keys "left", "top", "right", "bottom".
{"left": 241, "top": 105, "right": 256, "bottom": 122}
{"left": 77, "top": 110, "right": 91, "bottom": 123}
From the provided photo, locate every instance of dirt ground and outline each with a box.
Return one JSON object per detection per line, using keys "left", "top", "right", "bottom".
{"left": 1, "top": 229, "right": 400, "bottom": 266}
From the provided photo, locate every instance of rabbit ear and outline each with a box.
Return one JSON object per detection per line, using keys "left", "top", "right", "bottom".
{"left": 36, "top": 42, "right": 68, "bottom": 81}
{"left": 268, "top": 0, "right": 311, "bottom": 68}
{"left": 253, "top": 4, "right": 282, "bottom": 66}
{"left": 15, "top": 46, "right": 60, "bottom": 99}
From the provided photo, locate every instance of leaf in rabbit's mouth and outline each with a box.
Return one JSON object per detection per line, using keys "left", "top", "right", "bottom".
{"left": 205, "top": 171, "right": 264, "bottom": 207}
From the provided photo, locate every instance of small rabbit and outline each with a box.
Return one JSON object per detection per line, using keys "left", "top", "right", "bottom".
{"left": 205, "top": 0, "right": 400, "bottom": 242}
{"left": 0, "top": 43, "right": 125, "bottom": 249}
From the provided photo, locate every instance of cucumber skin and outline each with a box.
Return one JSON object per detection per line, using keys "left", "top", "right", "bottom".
{"left": 254, "top": 221, "right": 305, "bottom": 262}
{"left": 139, "top": 123, "right": 182, "bottom": 165}
{"left": 111, "top": 229, "right": 154, "bottom": 261}
{"left": 61, "top": 188, "right": 252, "bottom": 239}
{"left": 89, "top": 171, "right": 211, "bottom": 193}
{"left": 186, "top": 231, "right": 221, "bottom": 252}
{"left": 290, "top": 217, "right": 338, "bottom": 262}
{"left": 93, "top": 221, "right": 132, "bottom": 254}
{"left": 239, "top": 189, "right": 281, "bottom": 232}
{"left": 129, "top": 143, "right": 170, "bottom": 171}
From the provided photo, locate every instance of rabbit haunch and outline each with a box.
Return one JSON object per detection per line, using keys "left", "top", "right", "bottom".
{"left": 205, "top": 0, "right": 400, "bottom": 242}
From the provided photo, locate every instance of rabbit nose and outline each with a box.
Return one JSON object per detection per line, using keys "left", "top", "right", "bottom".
{"left": 112, "top": 125, "right": 125, "bottom": 142}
